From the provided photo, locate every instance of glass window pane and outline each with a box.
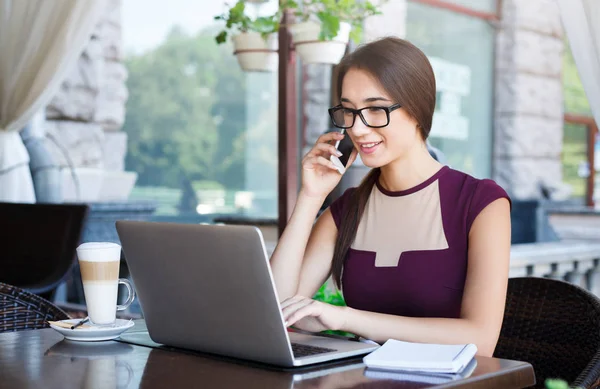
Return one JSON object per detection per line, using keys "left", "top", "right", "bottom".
{"left": 406, "top": 2, "right": 495, "bottom": 178}
{"left": 562, "top": 123, "right": 589, "bottom": 202}
{"left": 564, "top": 40, "right": 593, "bottom": 116}
{"left": 122, "top": 0, "right": 278, "bottom": 220}
{"left": 443, "top": 0, "right": 497, "bottom": 13}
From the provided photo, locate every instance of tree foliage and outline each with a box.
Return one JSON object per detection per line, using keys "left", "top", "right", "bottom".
{"left": 123, "top": 26, "right": 248, "bottom": 191}
{"left": 563, "top": 40, "right": 592, "bottom": 117}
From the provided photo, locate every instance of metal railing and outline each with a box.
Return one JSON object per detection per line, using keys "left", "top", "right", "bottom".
{"left": 510, "top": 241, "right": 600, "bottom": 296}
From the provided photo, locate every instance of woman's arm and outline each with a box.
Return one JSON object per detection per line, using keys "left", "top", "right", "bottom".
{"left": 269, "top": 131, "right": 357, "bottom": 302}
{"left": 269, "top": 195, "right": 338, "bottom": 301}
{"left": 284, "top": 197, "right": 511, "bottom": 357}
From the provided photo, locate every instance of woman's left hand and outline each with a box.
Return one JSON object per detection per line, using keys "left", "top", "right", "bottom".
{"left": 281, "top": 296, "right": 346, "bottom": 333}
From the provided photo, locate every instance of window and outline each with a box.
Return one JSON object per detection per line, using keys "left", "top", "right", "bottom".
{"left": 561, "top": 122, "right": 588, "bottom": 202}
{"left": 434, "top": 0, "right": 497, "bottom": 14}
{"left": 564, "top": 41, "right": 592, "bottom": 117}
{"left": 121, "top": 0, "right": 279, "bottom": 220}
{"left": 406, "top": 2, "right": 495, "bottom": 178}
{"left": 563, "top": 41, "right": 596, "bottom": 205}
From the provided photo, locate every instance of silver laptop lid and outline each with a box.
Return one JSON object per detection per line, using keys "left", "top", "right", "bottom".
{"left": 116, "top": 221, "right": 294, "bottom": 366}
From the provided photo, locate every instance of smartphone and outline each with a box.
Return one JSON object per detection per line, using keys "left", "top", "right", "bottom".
{"left": 330, "top": 129, "right": 355, "bottom": 174}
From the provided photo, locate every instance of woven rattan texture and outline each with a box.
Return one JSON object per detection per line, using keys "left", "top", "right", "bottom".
{"left": 0, "top": 282, "right": 69, "bottom": 332}
{"left": 495, "top": 277, "right": 600, "bottom": 388}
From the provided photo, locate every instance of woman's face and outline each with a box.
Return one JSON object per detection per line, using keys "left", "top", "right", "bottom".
{"left": 340, "top": 68, "right": 422, "bottom": 168}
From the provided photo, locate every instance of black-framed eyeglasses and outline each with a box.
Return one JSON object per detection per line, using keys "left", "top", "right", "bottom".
{"left": 328, "top": 103, "right": 401, "bottom": 129}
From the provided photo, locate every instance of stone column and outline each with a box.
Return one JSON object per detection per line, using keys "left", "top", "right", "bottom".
{"left": 494, "top": 0, "right": 565, "bottom": 199}
{"left": 44, "top": 0, "right": 130, "bottom": 201}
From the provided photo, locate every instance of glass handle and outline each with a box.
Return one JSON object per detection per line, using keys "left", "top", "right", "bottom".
{"left": 117, "top": 278, "right": 135, "bottom": 311}
{"left": 116, "top": 361, "right": 134, "bottom": 388}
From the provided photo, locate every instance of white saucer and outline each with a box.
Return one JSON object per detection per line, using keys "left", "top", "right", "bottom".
{"left": 49, "top": 319, "right": 135, "bottom": 342}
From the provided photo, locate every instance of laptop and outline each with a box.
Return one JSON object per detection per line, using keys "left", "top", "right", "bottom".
{"left": 115, "top": 221, "right": 379, "bottom": 367}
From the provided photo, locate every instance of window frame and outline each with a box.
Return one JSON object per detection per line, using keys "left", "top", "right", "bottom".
{"left": 407, "top": 0, "right": 501, "bottom": 22}
{"left": 564, "top": 113, "right": 599, "bottom": 207}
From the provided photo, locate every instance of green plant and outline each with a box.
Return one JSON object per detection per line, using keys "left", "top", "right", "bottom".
{"left": 545, "top": 379, "right": 568, "bottom": 389}
{"left": 545, "top": 378, "right": 584, "bottom": 389}
{"left": 312, "top": 282, "right": 355, "bottom": 337}
{"left": 313, "top": 282, "right": 346, "bottom": 307}
{"left": 214, "top": 1, "right": 280, "bottom": 44}
{"left": 280, "top": 0, "right": 386, "bottom": 43}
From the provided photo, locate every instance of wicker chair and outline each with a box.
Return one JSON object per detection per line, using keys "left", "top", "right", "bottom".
{"left": 494, "top": 277, "right": 600, "bottom": 388}
{"left": 0, "top": 282, "right": 69, "bottom": 332}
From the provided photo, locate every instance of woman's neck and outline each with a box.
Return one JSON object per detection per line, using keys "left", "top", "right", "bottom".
{"left": 378, "top": 143, "right": 443, "bottom": 192}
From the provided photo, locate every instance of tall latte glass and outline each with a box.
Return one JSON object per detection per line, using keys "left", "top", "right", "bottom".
{"left": 76, "top": 242, "right": 135, "bottom": 325}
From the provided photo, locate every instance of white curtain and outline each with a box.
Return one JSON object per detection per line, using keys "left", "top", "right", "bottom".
{"left": 0, "top": 0, "right": 108, "bottom": 202}
{"left": 557, "top": 0, "right": 600, "bottom": 126}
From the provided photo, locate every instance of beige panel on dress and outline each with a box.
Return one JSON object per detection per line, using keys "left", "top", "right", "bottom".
{"left": 352, "top": 180, "right": 449, "bottom": 267}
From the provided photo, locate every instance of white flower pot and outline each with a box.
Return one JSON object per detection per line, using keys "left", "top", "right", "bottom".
{"left": 61, "top": 168, "right": 138, "bottom": 202}
{"left": 98, "top": 170, "right": 138, "bottom": 201}
{"left": 232, "top": 32, "right": 278, "bottom": 72}
{"left": 61, "top": 168, "right": 104, "bottom": 202}
{"left": 289, "top": 21, "right": 351, "bottom": 64}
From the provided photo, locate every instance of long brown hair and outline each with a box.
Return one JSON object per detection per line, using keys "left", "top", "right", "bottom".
{"left": 331, "top": 37, "right": 437, "bottom": 288}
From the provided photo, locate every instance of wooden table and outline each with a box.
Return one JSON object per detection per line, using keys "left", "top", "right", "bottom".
{"left": 0, "top": 320, "right": 535, "bottom": 389}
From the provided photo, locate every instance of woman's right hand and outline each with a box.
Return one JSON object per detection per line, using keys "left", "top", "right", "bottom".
{"left": 300, "top": 132, "right": 358, "bottom": 199}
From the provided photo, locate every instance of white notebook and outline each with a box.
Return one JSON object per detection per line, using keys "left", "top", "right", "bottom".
{"left": 362, "top": 339, "right": 478, "bottom": 374}
{"left": 364, "top": 358, "right": 478, "bottom": 385}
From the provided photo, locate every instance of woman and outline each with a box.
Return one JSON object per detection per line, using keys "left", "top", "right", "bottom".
{"left": 269, "top": 37, "right": 511, "bottom": 357}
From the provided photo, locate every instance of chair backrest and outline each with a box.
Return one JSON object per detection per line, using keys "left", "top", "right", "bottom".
{"left": 495, "top": 277, "right": 600, "bottom": 388}
{"left": 0, "top": 202, "right": 88, "bottom": 296}
{"left": 0, "top": 282, "right": 69, "bottom": 332}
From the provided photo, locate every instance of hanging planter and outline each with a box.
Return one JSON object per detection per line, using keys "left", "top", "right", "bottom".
{"left": 289, "top": 21, "right": 351, "bottom": 65}
{"left": 280, "top": 0, "right": 384, "bottom": 65}
{"left": 215, "top": 1, "right": 386, "bottom": 69}
{"left": 232, "top": 32, "right": 278, "bottom": 72}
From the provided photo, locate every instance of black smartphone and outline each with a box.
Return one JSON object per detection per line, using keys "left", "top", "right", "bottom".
{"left": 333, "top": 129, "right": 355, "bottom": 167}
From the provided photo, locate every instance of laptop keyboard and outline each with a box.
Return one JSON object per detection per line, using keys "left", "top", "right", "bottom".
{"left": 291, "top": 343, "right": 337, "bottom": 358}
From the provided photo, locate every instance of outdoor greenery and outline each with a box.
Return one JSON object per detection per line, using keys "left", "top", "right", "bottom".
{"left": 545, "top": 379, "right": 580, "bottom": 389}
{"left": 562, "top": 40, "right": 594, "bottom": 201}
{"left": 280, "top": 0, "right": 383, "bottom": 43}
{"left": 313, "top": 282, "right": 354, "bottom": 337}
{"left": 123, "top": 27, "right": 248, "bottom": 213}
{"left": 214, "top": 0, "right": 280, "bottom": 44}
{"left": 561, "top": 124, "right": 588, "bottom": 200}
{"left": 214, "top": 0, "right": 384, "bottom": 46}
{"left": 313, "top": 282, "right": 345, "bottom": 307}
{"left": 563, "top": 41, "right": 592, "bottom": 116}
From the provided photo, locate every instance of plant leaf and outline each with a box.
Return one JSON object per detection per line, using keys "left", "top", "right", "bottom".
{"left": 317, "top": 11, "right": 340, "bottom": 41}
{"left": 215, "top": 31, "right": 227, "bottom": 45}
{"left": 252, "top": 16, "right": 279, "bottom": 34}
{"left": 544, "top": 379, "right": 570, "bottom": 389}
{"left": 349, "top": 25, "right": 362, "bottom": 43}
